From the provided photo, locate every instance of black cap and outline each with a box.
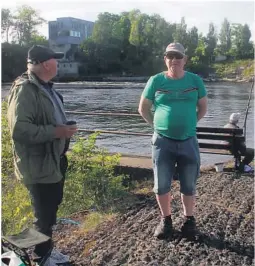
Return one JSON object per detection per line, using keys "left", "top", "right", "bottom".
{"left": 27, "top": 45, "right": 64, "bottom": 64}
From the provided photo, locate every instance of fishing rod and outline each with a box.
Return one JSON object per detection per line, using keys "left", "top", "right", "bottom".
{"left": 243, "top": 76, "right": 254, "bottom": 140}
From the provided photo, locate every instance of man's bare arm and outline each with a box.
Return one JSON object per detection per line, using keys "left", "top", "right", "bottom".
{"left": 138, "top": 96, "right": 154, "bottom": 126}
{"left": 197, "top": 96, "right": 208, "bottom": 121}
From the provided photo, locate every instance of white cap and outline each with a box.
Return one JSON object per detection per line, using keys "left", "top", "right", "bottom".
{"left": 165, "top": 42, "right": 186, "bottom": 56}
{"left": 229, "top": 113, "right": 241, "bottom": 124}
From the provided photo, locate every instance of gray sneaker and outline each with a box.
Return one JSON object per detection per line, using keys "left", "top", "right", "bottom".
{"left": 154, "top": 216, "right": 173, "bottom": 239}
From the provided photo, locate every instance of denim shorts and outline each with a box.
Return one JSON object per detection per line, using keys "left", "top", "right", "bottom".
{"left": 152, "top": 132, "right": 200, "bottom": 195}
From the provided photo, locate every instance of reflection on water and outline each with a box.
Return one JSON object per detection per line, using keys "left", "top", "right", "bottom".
{"left": 2, "top": 81, "right": 254, "bottom": 165}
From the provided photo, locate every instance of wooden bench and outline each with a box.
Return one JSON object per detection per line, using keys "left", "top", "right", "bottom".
{"left": 196, "top": 126, "right": 245, "bottom": 169}
{"left": 78, "top": 126, "right": 245, "bottom": 170}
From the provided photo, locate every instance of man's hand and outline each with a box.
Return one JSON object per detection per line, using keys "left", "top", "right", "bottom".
{"left": 197, "top": 96, "right": 208, "bottom": 122}
{"left": 138, "top": 96, "right": 154, "bottom": 126}
{"left": 55, "top": 125, "right": 77, "bottom": 139}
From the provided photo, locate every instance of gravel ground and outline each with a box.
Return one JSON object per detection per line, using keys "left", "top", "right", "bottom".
{"left": 53, "top": 171, "right": 254, "bottom": 266}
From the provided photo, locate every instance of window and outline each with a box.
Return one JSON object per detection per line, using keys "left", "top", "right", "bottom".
{"left": 70, "top": 30, "right": 80, "bottom": 37}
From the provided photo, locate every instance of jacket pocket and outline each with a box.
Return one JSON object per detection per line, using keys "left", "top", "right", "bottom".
{"left": 28, "top": 153, "right": 55, "bottom": 180}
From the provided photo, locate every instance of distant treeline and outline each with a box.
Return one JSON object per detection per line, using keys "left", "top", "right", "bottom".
{"left": 2, "top": 6, "right": 254, "bottom": 81}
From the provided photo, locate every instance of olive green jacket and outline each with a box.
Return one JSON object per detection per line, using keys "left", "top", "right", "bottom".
{"left": 7, "top": 72, "right": 66, "bottom": 184}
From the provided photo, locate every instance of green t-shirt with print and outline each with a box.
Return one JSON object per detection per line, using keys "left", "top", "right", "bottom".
{"left": 142, "top": 71, "right": 207, "bottom": 140}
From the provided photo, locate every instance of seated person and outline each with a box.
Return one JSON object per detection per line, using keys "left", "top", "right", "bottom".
{"left": 224, "top": 113, "right": 254, "bottom": 173}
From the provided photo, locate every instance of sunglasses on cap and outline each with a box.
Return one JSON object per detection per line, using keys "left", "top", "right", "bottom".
{"left": 165, "top": 53, "right": 184, "bottom": 60}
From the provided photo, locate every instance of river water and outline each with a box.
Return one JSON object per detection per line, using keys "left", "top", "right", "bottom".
{"left": 2, "top": 81, "right": 254, "bottom": 166}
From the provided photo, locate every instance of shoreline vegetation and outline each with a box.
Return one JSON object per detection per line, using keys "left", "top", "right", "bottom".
{"left": 2, "top": 73, "right": 254, "bottom": 86}
{"left": 2, "top": 7, "right": 254, "bottom": 84}
{"left": 2, "top": 59, "right": 254, "bottom": 85}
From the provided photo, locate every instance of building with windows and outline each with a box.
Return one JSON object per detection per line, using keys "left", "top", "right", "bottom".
{"left": 48, "top": 17, "right": 94, "bottom": 78}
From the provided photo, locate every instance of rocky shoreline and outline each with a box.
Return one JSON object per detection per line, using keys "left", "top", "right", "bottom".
{"left": 53, "top": 169, "right": 254, "bottom": 265}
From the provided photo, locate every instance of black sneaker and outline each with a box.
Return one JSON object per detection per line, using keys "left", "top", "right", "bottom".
{"left": 181, "top": 216, "right": 197, "bottom": 238}
{"left": 154, "top": 216, "right": 173, "bottom": 239}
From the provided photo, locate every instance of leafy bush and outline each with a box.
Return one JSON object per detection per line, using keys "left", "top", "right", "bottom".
{"left": 213, "top": 59, "right": 254, "bottom": 78}
{"left": 2, "top": 100, "right": 128, "bottom": 234}
{"left": 2, "top": 101, "right": 33, "bottom": 235}
{"left": 59, "top": 134, "right": 128, "bottom": 216}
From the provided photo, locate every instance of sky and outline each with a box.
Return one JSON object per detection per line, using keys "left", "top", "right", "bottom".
{"left": 2, "top": 0, "right": 255, "bottom": 40}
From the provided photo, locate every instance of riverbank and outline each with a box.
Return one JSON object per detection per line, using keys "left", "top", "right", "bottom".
{"left": 52, "top": 163, "right": 254, "bottom": 265}
{"left": 116, "top": 154, "right": 231, "bottom": 181}
{"left": 2, "top": 76, "right": 253, "bottom": 87}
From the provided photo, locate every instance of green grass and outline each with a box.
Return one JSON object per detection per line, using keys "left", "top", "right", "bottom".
{"left": 213, "top": 59, "right": 254, "bottom": 79}
{"left": 80, "top": 212, "right": 117, "bottom": 233}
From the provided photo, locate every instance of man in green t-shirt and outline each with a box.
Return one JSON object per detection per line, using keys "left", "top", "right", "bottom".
{"left": 138, "top": 42, "right": 208, "bottom": 239}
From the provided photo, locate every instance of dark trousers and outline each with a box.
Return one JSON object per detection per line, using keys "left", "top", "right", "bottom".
{"left": 242, "top": 147, "right": 254, "bottom": 165}
{"left": 237, "top": 143, "right": 254, "bottom": 170}
{"left": 26, "top": 155, "right": 68, "bottom": 259}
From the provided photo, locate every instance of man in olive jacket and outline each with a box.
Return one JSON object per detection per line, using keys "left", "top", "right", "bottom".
{"left": 7, "top": 45, "right": 77, "bottom": 262}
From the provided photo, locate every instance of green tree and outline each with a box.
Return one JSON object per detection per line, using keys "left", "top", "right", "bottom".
{"left": 79, "top": 38, "right": 102, "bottom": 75}
{"left": 129, "top": 14, "right": 142, "bottom": 47}
{"left": 219, "top": 18, "right": 231, "bottom": 55}
{"left": 92, "top": 12, "right": 120, "bottom": 44}
{"left": 112, "top": 14, "right": 131, "bottom": 42}
{"left": 187, "top": 34, "right": 211, "bottom": 77}
{"left": 30, "top": 34, "right": 49, "bottom": 46}
{"left": 2, "top": 43, "right": 27, "bottom": 81}
{"left": 186, "top": 26, "right": 199, "bottom": 57}
{"left": 12, "top": 5, "right": 46, "bottom": 46}
{"left": 1, "top": 8, "right": 13, "bottom": 43}
{"left": 231, "top": 23, "right": 253, "bottom": 59}
{"left": 173, "top": 17, "right": 188, "bottom": 47}
{"left": 205, "top": 23, "right": 217, "bottom": 63}
{"left": 150, "top": 14, "right": 175, "bottom": 54}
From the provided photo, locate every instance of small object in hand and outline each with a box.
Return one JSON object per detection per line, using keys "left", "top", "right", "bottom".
{"left": 66, "top": 120, "right": 77, "bottom": 129}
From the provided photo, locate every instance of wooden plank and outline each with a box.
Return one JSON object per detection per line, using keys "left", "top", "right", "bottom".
{"left": 120, "top": 150, "right": 231, "bottom": 157}
{"left": 78, "top": 129, "right": 244, "bottom": 142}
{"left": 198, "top": 142, "right": 231, "bottom": 150}
{"left": 197, "top": 133, "right": 244, "bottom": 141}
{"left": 197, "top": 126, "right": 243, "bottom": 135}
{"left": 199, "top": 148, "right": 231, "bottom": 155}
